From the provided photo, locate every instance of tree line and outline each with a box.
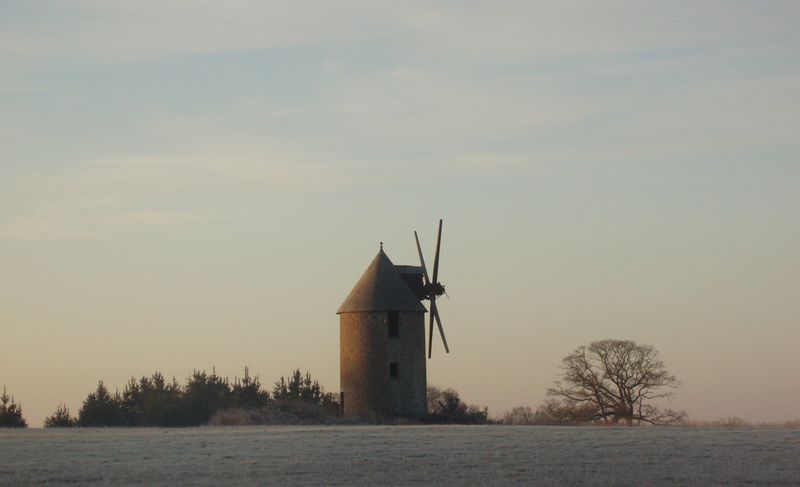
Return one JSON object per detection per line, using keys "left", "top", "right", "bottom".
{"left": 3, "top": 371, "right": 490, "bottom": 427}
{"left": 38, "top": 368, "right": 338, "bottom": 427}
{"left": 3, "top": 339, "right": 691, "bottom": 427}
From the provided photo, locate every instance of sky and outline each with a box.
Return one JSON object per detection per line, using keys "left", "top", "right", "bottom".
{"left": 1, "top": 1, "right": 799, "bottom": 427}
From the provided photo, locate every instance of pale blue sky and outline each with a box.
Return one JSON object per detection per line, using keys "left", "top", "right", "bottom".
{"left": 1, "top": 1, "right": 799, "bottom": 425}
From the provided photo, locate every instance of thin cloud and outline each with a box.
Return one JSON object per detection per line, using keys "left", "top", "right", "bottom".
{"left": 4, "top": 2, "right": 797, "bottom": 66}
{"left": 101, "top": 210, "right": 205, "bottom": 228}
{"left": 1, "top": 206, "right": 207, "bottom": 241}
{"left": 0, "top": 1, "right": 396, "bottom": 63}
{"left": 2, "top": 211, "right": 94, "bottom": 241}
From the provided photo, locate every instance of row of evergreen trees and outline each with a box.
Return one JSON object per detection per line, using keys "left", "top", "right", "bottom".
{"left": 4, "top": 372, "right": 490, "bottom": 427}
{"left": 37, "top": 368, "right": 337, "bottom": 427}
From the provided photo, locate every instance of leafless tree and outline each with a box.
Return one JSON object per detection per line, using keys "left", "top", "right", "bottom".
{"left": 548, "top": 340, "right": 685, "bottom": 425}
{"left": 426, "top": 385, "right": 488, "bottom": 423}
{"left": 503, "top": 406, "right": 536, "bottom": 425}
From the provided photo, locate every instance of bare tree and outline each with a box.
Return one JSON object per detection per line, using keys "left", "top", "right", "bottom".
{"left": 503, "top": 406, "right": 535, "bottom": 425}
{"left": 426, "top": 385, "right": 488, "bottom": 424}
{"left": 548, "top": 340, "right": 685, "bottom": 425}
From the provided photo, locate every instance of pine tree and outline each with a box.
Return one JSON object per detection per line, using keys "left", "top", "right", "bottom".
{"left": 78, "top": 381, "right": 126, "bottom": 426}
{"left": 0, "top": 386, "right": 28, "bottom": 428}
{"left": 181, "top": 369, "right": 232, "bottom": 425}
{"left": 122, "top": 372, "right": 182, "bottom": 426}
{"left": 271, "top": 370, "right": 339, "bottom": 419}
{"left": 231, "top": 367, "right": 269, "bottom": 409}
{"left": 44, "top": 403, "right": 78, "bottom": 427}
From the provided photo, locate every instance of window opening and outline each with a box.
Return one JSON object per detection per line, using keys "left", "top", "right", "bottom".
{"left": 387, "top": 311, "right": 399, "bottom": 337}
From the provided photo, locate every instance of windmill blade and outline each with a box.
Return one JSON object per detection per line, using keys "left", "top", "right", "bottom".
{"left": 427, "top": 298, "right": 435, "bottom": 359}
{"left": 431, "top": 219, "right": 443, "bottom": 284}
{"left": 414, "top": 231, "right": 430, "bottom": 285}
{"left": 431, "top": 300, "right": 450, "bottom": 353}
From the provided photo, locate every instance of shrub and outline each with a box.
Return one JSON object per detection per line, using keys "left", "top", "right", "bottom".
{"left": 427, "top": 386, "right": 488, "bottom": 424}
{"left": 503, "top": 406, "right": 536, "bottom": 425}
{"left": 711, "top": 416, "right": 749, "bottom": 427}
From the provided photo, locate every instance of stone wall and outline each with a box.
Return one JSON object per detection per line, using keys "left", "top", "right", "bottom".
{"left": 340, "top": 312, "right": 389, "bottom": 419}
{"left": 340, "top": 311, "right": 427, "bottom": 419}
{"left": 388, "top": 312, "right": 427, "bottom": 417}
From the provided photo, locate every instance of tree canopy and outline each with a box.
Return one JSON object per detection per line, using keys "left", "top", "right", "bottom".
{"left": 548, "top": 339, "right": 685, "bottom": 425}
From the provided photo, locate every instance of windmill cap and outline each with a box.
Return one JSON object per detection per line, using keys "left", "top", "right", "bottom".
{"left": 337, "top": 248, "right": 427, "bottom": 314}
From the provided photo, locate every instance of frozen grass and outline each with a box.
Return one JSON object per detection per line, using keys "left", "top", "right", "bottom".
{"left": 679, "top": 417, "right": 800, "bottom": 428}
{"left": 1, "top": 426, "right": 799, "bottom": 485}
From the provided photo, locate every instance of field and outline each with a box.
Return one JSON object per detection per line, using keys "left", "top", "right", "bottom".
{"left": 1, "top": 425, "right": 799, "bottom": 485}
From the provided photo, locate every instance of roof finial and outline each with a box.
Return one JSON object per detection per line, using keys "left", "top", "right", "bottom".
{"left": 380, "top": 241, "right": 384, "bottom": 250}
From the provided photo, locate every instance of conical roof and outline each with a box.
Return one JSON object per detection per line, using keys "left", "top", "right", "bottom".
{"left": 337, "top": 248, "right": 427, "bottom": 314}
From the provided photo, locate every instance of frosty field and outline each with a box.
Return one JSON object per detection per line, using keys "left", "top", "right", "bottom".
{"left": 1, "top": 425, "right": 798, "bottom": 485}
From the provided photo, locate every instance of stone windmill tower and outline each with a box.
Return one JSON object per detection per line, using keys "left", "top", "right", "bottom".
{"left": 337, "top": 220, "right": 450, "bottom": 419}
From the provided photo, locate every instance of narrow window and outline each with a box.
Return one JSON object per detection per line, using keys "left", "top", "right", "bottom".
{"left": 390, "top": 362, "right": 399, "bottom": 379}
{"left": 387, "top": 311, "right": 399, "bottom": 337}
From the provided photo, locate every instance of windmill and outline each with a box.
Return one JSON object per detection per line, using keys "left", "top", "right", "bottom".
{"left": 336, "top": 219, "right": 452, "bottom": 419}
{"left": 414, "top": 219, "right": 450, "bottom": 358}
